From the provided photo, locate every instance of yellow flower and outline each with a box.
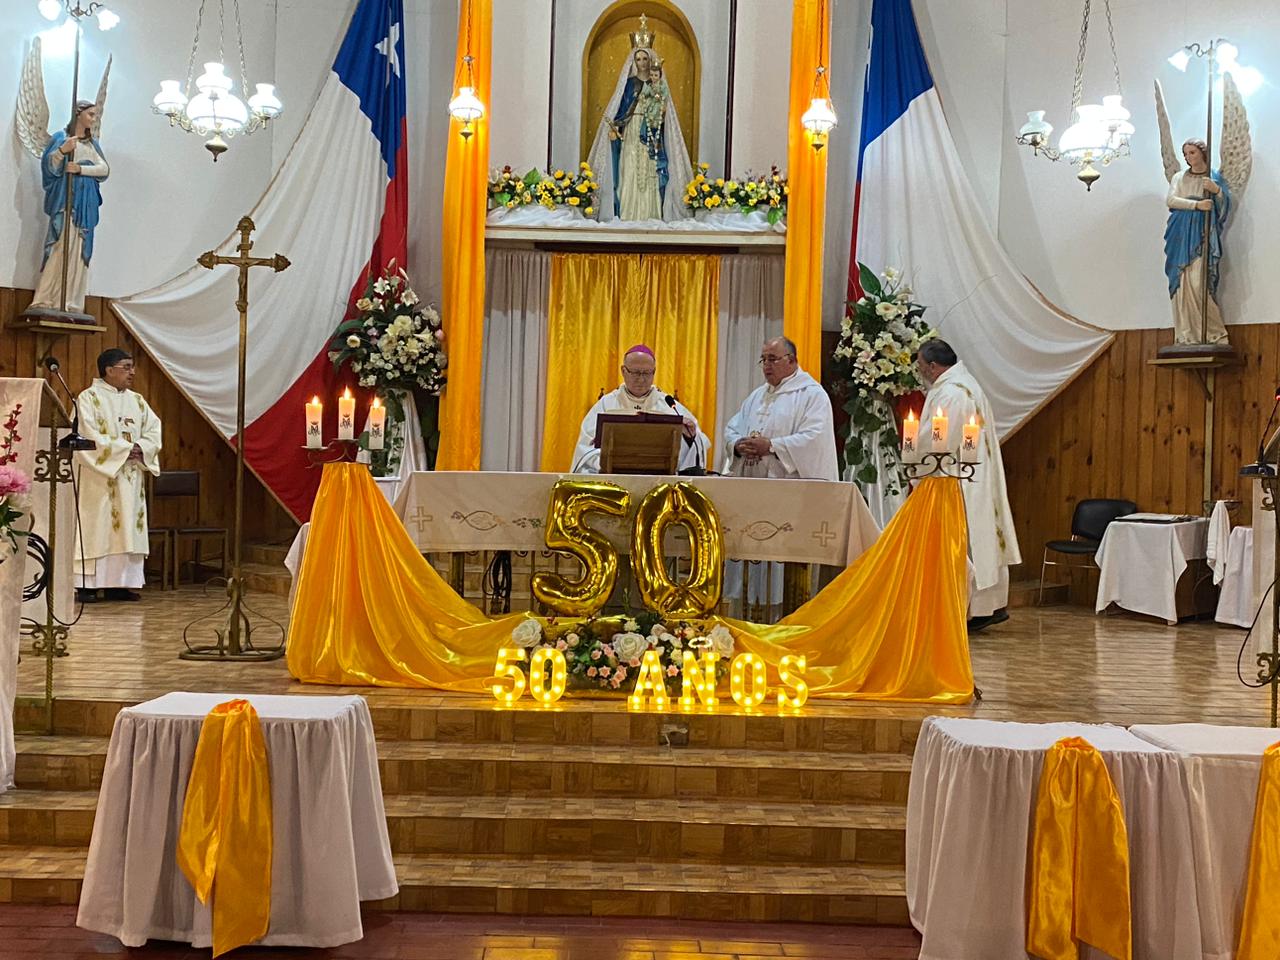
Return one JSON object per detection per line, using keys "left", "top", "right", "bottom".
{"left": 701, "top": 184, "right": 710, "bottom": 193}
{"left": 715, "top": 178, "right": 725, "bottom": 187}
{"left": 554, "top": 169, "right": 565, "bottom": 179}
{"left": 576, "top": 183, "right": 588, "bottom": 193}
{"left": 585, "top": 206, "right": 594, "bottom": 215}
{"left": 580, "top": 161, "right": 590, "bottom": 170}
{"left": 505, "top": 200, "right": 516, "bottom": 208}
{"left": 699, "top": 162, "right": 709, "bottom": 170}
{"left": 522, "top": 192, "right": 532, "bottom": 202}
{"left": 726, "top": 180, "right": 738, "bottom": 191}
{"left": 568, "top": 196, "right": 580, "bottom": 206}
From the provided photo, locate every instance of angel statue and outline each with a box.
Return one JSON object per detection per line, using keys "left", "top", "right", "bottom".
{"left": 16, "top": 36, "right": 112, "bottom": 320}
{"left": 1155, "top": 72, "right": 1252, "bottom": 346}
{"left": 586, "top": 15, "right": 693, "bottom": 223}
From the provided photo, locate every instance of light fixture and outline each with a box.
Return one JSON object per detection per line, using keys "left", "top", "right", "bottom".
{"left": 1014, "top": 0, "right": 1133, "bottom": 190}
{"left": 38, "top": 0, "right": 61, "bottom": 21}
{"left": 36, "top": 0, "right": 119, "bottom": 32}
{"left": 1170, "top": 39, "right": 1264, "bottom": 98}
{"left": 448, "top": 0, "right": 484, "bottom": 139}
{"left": 800, "top": 0, "right": 836, "bottom": 151}
{"left": 151, "top": 0, "right": 283, "bottom": 161}
{"left": 94, "top": 7, "right": 117, "bottom": 29}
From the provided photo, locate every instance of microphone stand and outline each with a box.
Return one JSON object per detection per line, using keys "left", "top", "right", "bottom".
{"left": 42, "top": 358, "right": 95, "bottom": 452}
{"left": 667, "top": 394, "right": 707, "bottom": 477}
{"left": 1241, "top": 387, "right": 1280, "bottom": 478}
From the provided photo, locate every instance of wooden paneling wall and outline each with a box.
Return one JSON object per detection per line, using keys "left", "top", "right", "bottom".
{"left": 1, "top": 287, "right": 298, "bottom": 544}
{"left": 1003, "top": 323, "right": 1276, "bottom": 603}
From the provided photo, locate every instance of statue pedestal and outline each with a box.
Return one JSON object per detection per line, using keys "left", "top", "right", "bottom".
{"left": 1152, "top": 342, "right": 1237, "bottom": 364}
{"left": 14, "top": 306, "right": 99, "bottom": 327}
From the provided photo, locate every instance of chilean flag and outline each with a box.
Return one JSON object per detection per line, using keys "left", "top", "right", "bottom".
{"left": 846, "top": 0, "right": 1110, "bottom": 438}
{"left": 113, "top": 0, "right": 408, "bottom": 520}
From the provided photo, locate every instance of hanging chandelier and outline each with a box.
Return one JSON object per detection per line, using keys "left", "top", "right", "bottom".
{"left": 799, "top": 0, "right": 837, "bottom": 151}
{"left": 448, "top": 0, "right": 484, "bottom": 140}
{"left": 1015, "top": 0, "right": 1133, "bottom": 190}
{"left": 151, "top": 0, "right": 282, "bottom": 162}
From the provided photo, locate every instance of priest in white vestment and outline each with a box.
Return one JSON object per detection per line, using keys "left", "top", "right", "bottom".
{"left": 571, "top": 344, "right": 710, "bottom": 474}
{"left": 918, "top": 339, "right": 1020, "bottom": 630}
{"left": 74, "top": 349, "right": 162, "bottom": 602}
{"left": 723, "top": 337, "right": 838, "bottom": 481}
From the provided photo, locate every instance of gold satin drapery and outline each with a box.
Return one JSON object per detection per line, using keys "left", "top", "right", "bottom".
{"left": 540, "top": 252, "right": 721, "bottom": 472}
{"left": 1237, "top": 740, "right": 1280, "bottom": 959}
{"left": 783, "top": 0, "right": 830, "bottom": 377}
{"left": 176, "top": 699, "right": 273, "bottom": 959}
{"left": 436, "top": 0, "right": 492, "bottom": 471}
{"left": 1027, "top": 736, "right": 1132, "bottom": 960}
{"left": 728, "top": 477, "right": 972, "bottom": 702}
{"left": 288, "top": 465, "right": 973, "bottom": 706}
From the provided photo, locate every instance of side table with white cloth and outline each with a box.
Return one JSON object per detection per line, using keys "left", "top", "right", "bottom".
{"left": 1128, "top": 723, "right": 1280, "bottom": 960}
{"left": 907, "top": 717, "right": 1202, "bottom": 960}
{"left": 1095, "top": 514, "right": 1212, "bottom": 624}
{"left": 77, "top": 693, "right": 398, "bottom": 949}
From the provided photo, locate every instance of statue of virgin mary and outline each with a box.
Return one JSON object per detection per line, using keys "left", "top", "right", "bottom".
{"left": 586, "top": 18, "right": 694, "bottom": 223}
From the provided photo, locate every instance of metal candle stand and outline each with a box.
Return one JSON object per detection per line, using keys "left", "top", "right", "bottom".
{"left": 304, "top": 438, "right": 364, "bottom": 467}
{"left": 903, "top": 451, "right": 979, "bottom": 482}
{"left": 27, "top": 438, "right": 75, "bottom": 733}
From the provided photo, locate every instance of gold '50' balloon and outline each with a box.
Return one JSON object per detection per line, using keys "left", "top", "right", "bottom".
{"left": 632, "top": 482, "right": 724, "bottom": 618}
{"left": 532, "top": 479, "right": 631, "bottom": 617}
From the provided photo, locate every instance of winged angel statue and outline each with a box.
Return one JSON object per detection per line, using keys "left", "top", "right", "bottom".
{"left": 16, "top": 36, "right": 111, "bottom": 317}
{"left": 1155, "top": 73, "right": 1252, "bottom": 345}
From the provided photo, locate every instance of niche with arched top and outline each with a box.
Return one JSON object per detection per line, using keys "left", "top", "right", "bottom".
{"left": 580, "top": 0, "right": 701, "bottom": 164}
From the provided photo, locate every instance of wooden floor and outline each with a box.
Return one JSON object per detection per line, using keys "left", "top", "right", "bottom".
{"left": 17, "top": 586, "right": 1269, "bottom": 726}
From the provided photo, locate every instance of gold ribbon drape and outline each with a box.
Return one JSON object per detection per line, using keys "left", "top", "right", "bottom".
{"left": 783, "top": 0, "right": 831, "bottom": 377}
{"left": 1237, "top": 740, "right": 1280, "bottom": 959}
{"left": 728, "top": 477, "right": 972, "bottom": 702}
{"left": 436, "top": 0, "right": 492, "bottom": 471}
{"left": 540, "top": 252, "right": 721, "bottom": 472}
{"left": 1027, "top": 736, "right": 1132, "bottom": 960}
{"left": 176, "top": 699, "right": 273, "bottom": 958}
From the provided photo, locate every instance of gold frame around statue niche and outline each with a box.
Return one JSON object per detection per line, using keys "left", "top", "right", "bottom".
{"left": 579, "top": 0, "right": 701, "bottom": 166}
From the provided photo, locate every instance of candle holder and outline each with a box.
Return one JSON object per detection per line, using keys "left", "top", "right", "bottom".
{"left": 903, "top": 452, "right": 979, "bottom": 482}
{"left": 305, "top": 437, "right": 364, "bottom": 467}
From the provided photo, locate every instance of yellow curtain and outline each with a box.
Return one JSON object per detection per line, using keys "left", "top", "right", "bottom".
{"left": 287, "top": 463, "right": 521, "bottom": 690}
{"left": 727, "top": 477, "right": 973, "bottom": 702}
{"left": 540, "top": 252, "right": 721, "bottom": 472}
{"left": 1237, "top": 741, "right": 1280, "bottom": 959}
{"left": 1027, "top": 736, "right": 1132, "bottom": 960}
{"left": 783, "top": 0, "right": 830, "bottom": 377}
{"left": 176, "top": 699, "right": 273, "bottom": 959}
{"left": 436, "top": 0, "right": 492, "bottom": 471}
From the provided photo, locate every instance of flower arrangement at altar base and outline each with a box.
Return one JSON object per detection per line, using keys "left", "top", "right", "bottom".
{"left": 487, "top": 162, "right": 598, "bottom": 216}
{"left": 509, "top": 611, "right": 734, "bottom": 693}
{"left": 327, "top": 263, "right": 447, "bottom": 473}
{"left": 832, "top": 263, "right": 936, "bottom": 493}
{"left": 0, "top": 402, "right": 30, "bottom": 560}
{"left": 684, "top": 163, "right": 788, "bottom": 225}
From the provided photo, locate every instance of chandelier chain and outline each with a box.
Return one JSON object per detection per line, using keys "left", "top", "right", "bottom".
{"left": 1103, "top": 0, "right": 1123, "bottom": 94}
{"left": 1069, "top": 0, "right": 1092, "bottom": 115}
{"left": 217, "top": 0, "right": 226, "bottom": 69}
{"left": 182, "top": 0, "right": 209, "bottom": 99}
{"left": 233, "top": 0, "right": 251, "bottom": 104}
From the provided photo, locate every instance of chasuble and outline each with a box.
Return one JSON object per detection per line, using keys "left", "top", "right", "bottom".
{"left": 571, "top": 385, "right": 709, "bottom": 474}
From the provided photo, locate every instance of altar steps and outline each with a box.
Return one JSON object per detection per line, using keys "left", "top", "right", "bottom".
{"left": 0, "top": 700, "right": 919, "bottom": 923}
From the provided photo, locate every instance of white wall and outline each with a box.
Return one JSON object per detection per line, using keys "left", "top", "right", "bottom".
{"left": 998, "top": 0, "right": 1276, "bottom": 331}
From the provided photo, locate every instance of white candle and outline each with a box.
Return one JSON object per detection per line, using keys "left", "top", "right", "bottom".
{"left": 961, "top": 415, "right": 980, "bottom": 463}
{"left": 901, "top": 409, "right": 919, "bottom": 461}
{"left": 305, "top": 396, "right": 323, "bottom": 449}
{"left": 337, "top": 388, "right": 356, "bottom": 441}
{"left": 931, "top": 408, "right": 949, "bottom": 451}
{"left": 368, "top": 397, "right": 386, "bottom": 450}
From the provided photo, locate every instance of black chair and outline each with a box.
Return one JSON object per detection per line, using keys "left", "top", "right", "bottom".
{"left": 151, "top": 471, "right": 228, "bottom": 589}
{"left": 1039, "top": 498, "right": 1137, "bottom": 604}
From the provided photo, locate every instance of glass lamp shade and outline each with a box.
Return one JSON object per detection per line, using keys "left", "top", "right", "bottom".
{"left": 186, "top": 90, "right": 249, "bottom": 136}
{"left": 195, "top": 62, "right": 235, "bottom": 96}
{"left": 448, "top": 86, "right": 485, "bottom": 123}
{"left": 1100, "top": 95, "right": 1134, "bottom": 146}
{"left": 1018, "top": 110, "right": 1054, "bottom": 144}
{"left": 1217, "top": 42, "right": 1239, "bottom": 67}
{"left": 248, "top": 83, "right": 283, "bottom": 120}
{"left": 95, "top": 8, "right": 119, "bottom": 30}
{"left": 1168, "top": 49, "right": 1191, "bottom": 72}
{"left": 1058, "top": 104, "right": 1111, "bottom": 160}
{"left": 153, "top": 80, "right": 188, "bottom": 117}
{"left": 801, "top": 97, "right": 838, "bottom": 135}
{"left": 37, "top": 0, "right": 61, "bottom": 22}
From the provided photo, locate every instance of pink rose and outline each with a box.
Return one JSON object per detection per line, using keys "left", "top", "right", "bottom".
{"left": 590, "top": 649, "right": 602, "bottom": 661}
{"left": 666, "top": 665, "right": 679, "bottom": 677}
{"left": 629, "top": 657, "right": 640, "bottom": 668}
{"left": 615, "top": 666, "right": 627, "bottom": 682}
{"left": 599, "top": 666, "right": 611, "bottom": 678}
{"left": 0, "top": 465, "right": 30, "bottom": 497}
{"left": 587, "top": 666, "right": 598, "bottom": 678}
{"left": 555, "top": 639, "right": 567, "bottom": 650}
{"left": 610, "top": 675, "right": 622, "bottom": 688}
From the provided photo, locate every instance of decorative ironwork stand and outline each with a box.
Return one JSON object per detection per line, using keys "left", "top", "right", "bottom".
{"left": 305, "top": 439, "right": 362, "bottom": 466}
{"left": 28, "top": 429, "right": 75, "bottom": 733}
{"left": 1252, "top": 473, "right": 1280, "bottom": 727}
{"left": 181, "top": 216, "right": 289, "bottom": 662}
{"left": 904, "top": 451, "right": 979, "bottom": 482}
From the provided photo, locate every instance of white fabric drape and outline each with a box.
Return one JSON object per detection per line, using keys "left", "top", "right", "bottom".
{"left": 714, "top": 254, "right": 784, "bottom": 473}
{"left": 0, "top": 378, "right": 45, "bottom": 795}
{"left": 480, "top": 249, "right": 551, "bottom": 472}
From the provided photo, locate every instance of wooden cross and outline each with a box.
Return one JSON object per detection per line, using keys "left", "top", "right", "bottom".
{"left": 182, "top": 215, "right": 289, "bottom": 662}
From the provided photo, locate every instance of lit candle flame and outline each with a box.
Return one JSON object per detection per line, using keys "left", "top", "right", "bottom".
{"left": 935, "top": 408, "right": 944, "bottom": 418}
{"left": 968, "top": 414, "right": 977, "bottom": 426}
{"left": 310, "top": 395, "right": 320, "bottom": 405}
{"left": 906, "top": 409, "right": 917, "bottom": 422}
{"left": 342, "top": 387, "right": 352, "bottom": 400}
{"left": 372, "top": 396, "right": 382, "bottom": 409}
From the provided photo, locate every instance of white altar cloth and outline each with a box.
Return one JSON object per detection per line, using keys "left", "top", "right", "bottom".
{"left": 392, "top": 471, "right": 879, "bottom": 566}
{"left": 1095, "top": 516, "right": 1209, "bottom": 624}
{"left": 907, "top": 717, "right": 1202, "bottom": 960}
{"left": 77, "top": 693, "right": 398, "bottom": 949}
{"left": 1129, "top": 723, "right": 1279, "bottom": 960}
{"left": 1214, "top": 526, "right": 1254, "bottom": 628}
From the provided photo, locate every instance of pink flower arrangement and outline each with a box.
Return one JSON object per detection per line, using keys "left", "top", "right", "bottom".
{"left": 0, "top": 465, "right": 30, "bottom": 497}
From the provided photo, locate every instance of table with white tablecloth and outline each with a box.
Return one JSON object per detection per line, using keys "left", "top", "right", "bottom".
{"left": 1095, "top": 516, "right": 1210, "bottom": 624}
{"left": 907, "top": 717, "right": 1203, "bottom": 960}
{"left": 77, "top": 693, "right": 398, "bottom": 950}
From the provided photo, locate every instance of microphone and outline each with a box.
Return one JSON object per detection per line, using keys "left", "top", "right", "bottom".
{"left": 666, "top": 394, "right": 706, "bottom": 476}
{"left": 1242, "top": 385, "right": 1280, "bottom": 478}
{"left": 43, "top": 356, "right": 96, "bottom": 451}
